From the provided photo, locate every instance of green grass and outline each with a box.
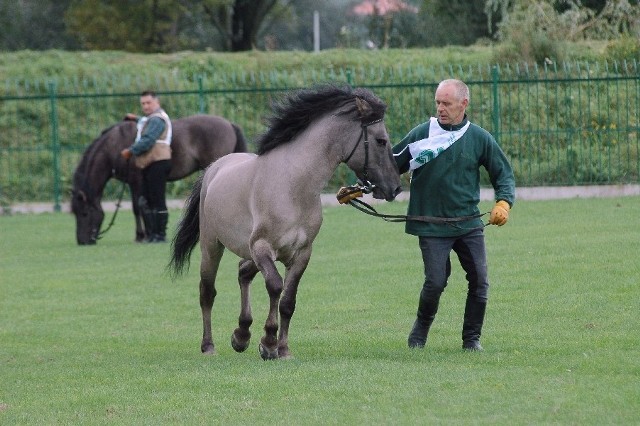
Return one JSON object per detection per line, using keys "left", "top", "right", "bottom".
{"left": 1, "top": 197, "right": 639, "bottom": 424}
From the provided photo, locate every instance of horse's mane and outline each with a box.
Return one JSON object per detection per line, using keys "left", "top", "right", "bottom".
{"left": 73, "top": 124, "right": 118, "bottom": 185}
{"left": 255, "top": 84, "right": 387, "bottom": 155}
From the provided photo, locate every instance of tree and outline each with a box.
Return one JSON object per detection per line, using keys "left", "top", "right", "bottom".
{"left": 0, "top": 0, "right": 78, "bottom": 50}
{"left": 65, "top": 0, "right": 185, "bottom": 52}
{"left": 486, "top": 0, "right": 640, "bottom": 64}
{"left": 414, "top": 0, "right": 496, "bottom": 47}
{"left": 485, "top": 0, "right": 640, "bottom": 41}
{"left": 256, "top": 0, "right": 359, "bottom": 50}
{"left": 195, "top": 0, "right": 293, "bottom": 51}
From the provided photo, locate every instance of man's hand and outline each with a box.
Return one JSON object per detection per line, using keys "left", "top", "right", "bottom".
{"left": 336, "top": 186, "right": 363, "bottom": 204}
{"left": 120, "top": 148, "right": 133, "bottom": 160}
{"left": 489, "top": 200, "right": 510, "bottom": 226}
{"left": 123, "top": 113, "right": 138, "bottom": 121}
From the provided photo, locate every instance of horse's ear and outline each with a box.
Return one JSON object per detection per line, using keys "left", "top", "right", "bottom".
{"left": 355, "top": 97, "right": 373, "bottom": 118}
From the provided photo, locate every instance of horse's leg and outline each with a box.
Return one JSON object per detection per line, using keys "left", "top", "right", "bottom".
{"left": 277, "top": 249, "right": 312, "bottom": 360}
{"left": 251, "top": 239, "right": 284, "bottom": 360}
{"left": 231, "top": 258, "right": 259, "bottom": 352}
{"left": 200, "top": 241, "right": 225, "bottom": 355}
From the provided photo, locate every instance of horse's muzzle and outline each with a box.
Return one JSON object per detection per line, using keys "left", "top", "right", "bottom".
{"left": 372, "top": 184, "right": 402, "bottom": 202}
{"left": 388, "top": 185, "right": 403, "bottom": 201}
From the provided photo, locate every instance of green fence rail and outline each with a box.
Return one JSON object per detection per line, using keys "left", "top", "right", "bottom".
{"left": 1, "top": 61, "right": 639, "bottom": 211}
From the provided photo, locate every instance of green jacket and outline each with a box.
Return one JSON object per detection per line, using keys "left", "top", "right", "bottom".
{"left": 392, "top": 117, "right": 515, "bottom": 237}
{"left": 130, "top": 110, "right": 170, "bottom": 156}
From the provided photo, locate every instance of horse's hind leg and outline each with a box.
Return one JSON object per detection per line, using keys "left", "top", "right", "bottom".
{"left": 200, "top": 241, "right": 225, "bottom": 355}
{"left": 231, "top": 259, "right": 259, "bottom": 352}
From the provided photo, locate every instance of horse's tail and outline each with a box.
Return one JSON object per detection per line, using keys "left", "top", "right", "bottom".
{"left": 232, "top": 123, "right": 249, "bottom": 153}
{"left": 168, "top": 174, "right": 203, "bottom": 279}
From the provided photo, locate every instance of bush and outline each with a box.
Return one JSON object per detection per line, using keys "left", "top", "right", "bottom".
{"left": 605, "top": 36, "right": 640, "bottom": 65}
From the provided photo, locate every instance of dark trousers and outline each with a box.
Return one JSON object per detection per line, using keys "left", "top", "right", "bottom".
{"left": 418, "top": 228, "right": 489, "bottom": 303}
{"left": 141, "top": 160, "right": 171, "bottom": 211}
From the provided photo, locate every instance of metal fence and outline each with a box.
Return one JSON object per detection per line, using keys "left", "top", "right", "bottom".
{"left": 1, "top": 61, "right": 639, "bottom": 210}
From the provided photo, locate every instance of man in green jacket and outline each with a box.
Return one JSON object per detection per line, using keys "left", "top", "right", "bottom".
{"left": 392, "top": 79, "right": 515, "bottom": 351}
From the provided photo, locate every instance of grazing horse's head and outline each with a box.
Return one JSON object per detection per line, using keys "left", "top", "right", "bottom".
{"left": 71, "top": 187, "right": 104, "bottom": 245}
{"left": 71, "top": 122, "right": 132, "bottom": 245}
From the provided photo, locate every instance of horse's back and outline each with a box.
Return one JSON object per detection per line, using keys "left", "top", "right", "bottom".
{"left": 169, "top": 115, "right": 244, "bottom": 179}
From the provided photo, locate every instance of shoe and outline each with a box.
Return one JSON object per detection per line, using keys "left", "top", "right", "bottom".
{"left": 462, "top": 296, "right": 487, "bottom": 352}
{"left": 408, "top": 318, "right": 430, "bottom": 348}
{"left": 462, "top": 341, "right": 483, "bottom": 351}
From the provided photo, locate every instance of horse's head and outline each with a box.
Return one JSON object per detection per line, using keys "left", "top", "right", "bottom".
{"left": 71, "top": 188, "right": 104, "bottom": 245}
{"left": 345, "top": 93, "right": 402, "bottom": 201}
{"left": 70, "top": 122, "right": 132, "bottom": 245}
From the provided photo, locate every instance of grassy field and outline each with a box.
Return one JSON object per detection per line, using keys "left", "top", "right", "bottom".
{"left": 1, "top": 197, "right": 639, "bottom": 424}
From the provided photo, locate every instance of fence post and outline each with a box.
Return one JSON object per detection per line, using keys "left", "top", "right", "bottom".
{"left": 491, "top": 65, "right": 500, "bottom": 144}
{"left": 48, "top": 81, "right": 62, "bottom": 212}
{"left": 197, "top": 74, "right": 206, "bottom": 113}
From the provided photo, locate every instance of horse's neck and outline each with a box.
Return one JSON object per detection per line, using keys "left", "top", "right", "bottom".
{"left": 78, "top": 147, "right": 113, "bottom": 198}
{"left": 270, "top": 123, "right": 349, "bottom": 193}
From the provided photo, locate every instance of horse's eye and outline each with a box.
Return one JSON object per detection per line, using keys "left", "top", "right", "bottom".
{"left": 376, "top": 138, "right": 387, "bottom": 146}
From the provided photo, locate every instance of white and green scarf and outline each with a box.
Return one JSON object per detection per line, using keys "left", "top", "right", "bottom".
{"left": 402, "top": 117, "right": 470, "bottom": 171}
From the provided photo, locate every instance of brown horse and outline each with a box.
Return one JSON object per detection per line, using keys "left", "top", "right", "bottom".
{"left": 169, "top": 85, "right": 402, "bottom": 360}
{"left": 71, "top": 115, "right": 247, "bottom": 245}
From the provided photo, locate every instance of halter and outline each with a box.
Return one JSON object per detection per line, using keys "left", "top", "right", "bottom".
{"left": 343, "top": 117, "right": 384, "bottom": 193}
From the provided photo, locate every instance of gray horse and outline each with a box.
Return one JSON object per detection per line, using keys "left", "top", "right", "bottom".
{"left": 169, "top": 85, "right": 402, "bottom": 360}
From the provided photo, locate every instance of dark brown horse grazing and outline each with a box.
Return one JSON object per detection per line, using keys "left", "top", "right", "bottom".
{"left": 71, "top": 114, "right": 247, "bottom": 245}
{"left": 169, "top": 85, "right": 402, "bottom": 360}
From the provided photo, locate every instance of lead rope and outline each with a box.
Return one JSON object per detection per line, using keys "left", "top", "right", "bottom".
{"left": 337, "top": 185, "right": 490, "bottom": 230}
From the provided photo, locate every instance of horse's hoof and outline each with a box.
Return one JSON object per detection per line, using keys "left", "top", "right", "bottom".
{"left": 258, "top": 343, "right": 278, "bottom": 360}
{"left": 231, "top": 333, "right": 250, "bottom": 353}
{"left": 201, "top": 343, "right": 216, "bottom": 355}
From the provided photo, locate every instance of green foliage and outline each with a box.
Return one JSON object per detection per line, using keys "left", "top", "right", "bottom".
{"left": 490, "top": 1, "right": 568, "bottom": 64}
{"left": 492, "top": 32, "right": 566, "bottom": 65}
{"left": 605, "top": 35, "right": 640, "bottom": 64}
{"left": 65, "top": 0, "right": 186, "bottom": 53}
{"left": 0, "top": 0, "right": 78, "bottom": 50}
{"left": 1, "top": 197, "right": 639, "bottom": 423}
{"left": 419, "top": 0, "right": 494, "bottom": 47}
{"left": 488, "top": 0, "right": 640, "bottom": 63}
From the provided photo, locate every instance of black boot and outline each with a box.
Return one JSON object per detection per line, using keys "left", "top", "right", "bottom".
{"left": 150, "top": 210, "right": 168, "bottom": 243}
{"left": 462, "top": 296, "right": 487, "bottom": 351}
{"left": 408, "top": 294, "right": 440, "bottom": 349}
{"left": 138, "top": 197, "right": 155, "bottom": 242}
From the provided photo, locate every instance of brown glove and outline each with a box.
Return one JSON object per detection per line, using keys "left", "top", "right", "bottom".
{"left": 489, "top": 200, "right": 510, "bottom": 226}
{"left": 120, "top": 148, "right": 133, "bottom": 160}
{"left": 336, "top": 186, "right": 363, "bottom": 204}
